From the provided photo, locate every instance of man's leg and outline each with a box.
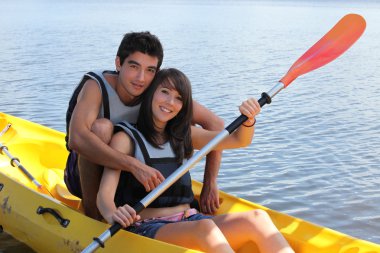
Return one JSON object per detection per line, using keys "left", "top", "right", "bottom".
{"left": 78, "top": 156, "right": 103, "bottom": 220}
{"left": 78, "top": 118, "right": 114, "bottom": 220}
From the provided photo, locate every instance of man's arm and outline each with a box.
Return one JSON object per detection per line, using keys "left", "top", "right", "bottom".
{"left": 68, "top": 80, "right": 164, "bottom": 191}
{"left": 192, "top": 100, "right": 224, "bottom": 214}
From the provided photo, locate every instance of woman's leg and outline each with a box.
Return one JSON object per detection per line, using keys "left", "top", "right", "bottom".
{"left": 212, "top": 209, "right": 294, "bottom": 253}
{"left": 155, "top": 219, "right": 234, "bottom": 253}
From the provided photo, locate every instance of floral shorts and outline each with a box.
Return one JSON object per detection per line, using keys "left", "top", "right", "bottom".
{"left": 126, "top": 208, "right": 212, "bottom": 239}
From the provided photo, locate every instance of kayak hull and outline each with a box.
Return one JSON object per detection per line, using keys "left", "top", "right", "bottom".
{"left": 1, "top": 112, "right": 379, "bottom": 253}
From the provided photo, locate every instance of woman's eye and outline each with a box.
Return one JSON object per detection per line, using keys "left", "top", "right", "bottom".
{"left": 161, "top": 88, "right": 169, "bottom": 94}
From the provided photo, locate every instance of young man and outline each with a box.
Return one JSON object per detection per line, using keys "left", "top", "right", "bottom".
{"left": 64, "top": 32, "right": 223, "bottom": 219}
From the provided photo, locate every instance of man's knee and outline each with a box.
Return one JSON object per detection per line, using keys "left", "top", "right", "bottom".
{"left": 91, "top": 118, "right": 114, "bottom": 144}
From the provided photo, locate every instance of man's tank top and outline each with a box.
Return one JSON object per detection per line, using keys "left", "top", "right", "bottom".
{"left": 65, "top": 70, "right": 141, "bottom": 149}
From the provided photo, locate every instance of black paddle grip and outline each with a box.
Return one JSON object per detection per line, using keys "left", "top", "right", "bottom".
{"left": 109, "top": 223, "right": 122, "bottom": 236}
{"left": 225, "top": 92, "right": 271, "bottom": 134}
{"left": 259, "top": 92, "right": 272, "bottom": 107}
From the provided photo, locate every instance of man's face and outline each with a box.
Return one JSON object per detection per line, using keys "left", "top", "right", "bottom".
{"left": 116, "top": 51, "right": 159, "bottom": 103}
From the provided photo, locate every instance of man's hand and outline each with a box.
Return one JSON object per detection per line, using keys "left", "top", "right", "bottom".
{"left": 131, "top": 162, "right": 165, "bottom": 192}
{"left": 200, "top": 181, "right": 220, "bottom": 214}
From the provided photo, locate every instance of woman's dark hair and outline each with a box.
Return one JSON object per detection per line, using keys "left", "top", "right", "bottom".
{"left": 137, "top": 68, "right": 193, "bottom": 163}
{"left": 117, "top": 31, "right": 164, "bottom": 69}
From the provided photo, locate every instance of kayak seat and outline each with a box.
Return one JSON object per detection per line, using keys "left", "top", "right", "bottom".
{"left": 42, "top": 168, "right": 81, "bottom": 210}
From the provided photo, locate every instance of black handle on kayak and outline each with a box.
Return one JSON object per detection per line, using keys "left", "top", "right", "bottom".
{"left": 37, "top": 206, "right": 70, "bottom": 228}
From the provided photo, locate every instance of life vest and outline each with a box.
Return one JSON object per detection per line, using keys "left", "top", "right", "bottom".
{"left": 65, "top": 70, "right": 141, "bottom": 150}
{"left": 114, "top": 121, "right": 194, "bottom": 208}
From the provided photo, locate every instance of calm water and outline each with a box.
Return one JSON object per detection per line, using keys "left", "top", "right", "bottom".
{"left": 1, "top": 0, "right": 379, "bottom": 251}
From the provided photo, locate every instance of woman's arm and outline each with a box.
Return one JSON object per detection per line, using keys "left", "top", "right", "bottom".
{"left": 97, "top": 131, "right": 140, "bottom": 226}
{"left": 97, "top": 166, "right": 121, "bottom": 223}
{"left": 191, "top": 98, "right": 260, "bottom": 150}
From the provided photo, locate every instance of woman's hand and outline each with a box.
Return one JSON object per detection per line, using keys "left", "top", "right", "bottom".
{"left": 239, "top": 98, "right": 261, "bottom": 126}
{"left": 111, "top": 204, "right": 141, "bottom": 228}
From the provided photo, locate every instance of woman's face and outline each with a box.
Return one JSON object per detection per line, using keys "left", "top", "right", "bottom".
{"left": 152, "top": 83, "right": 183, "bottom": 130}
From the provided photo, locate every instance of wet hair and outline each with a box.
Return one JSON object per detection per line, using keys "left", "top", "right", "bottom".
{"left": 137, "top": 68, "right": 193, "bottom": 163}
{"left": 117, "top": 31, "right": 164, "bottom": 69}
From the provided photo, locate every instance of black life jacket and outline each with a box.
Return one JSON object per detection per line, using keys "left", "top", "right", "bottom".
{"left": 114, "top": 122, "right": 194, "bottom": 208}
{"left": 65, "top": 71, "right": 110, "bottom": 150}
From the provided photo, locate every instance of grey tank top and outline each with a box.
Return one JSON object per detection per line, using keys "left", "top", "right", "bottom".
{"left": 94, "top": 70, "right": 141, "bottom": 124}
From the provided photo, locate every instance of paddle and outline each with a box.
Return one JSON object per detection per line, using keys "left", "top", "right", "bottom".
{"left": 82, "top": 13, "right": 366, "bottom": 253}
{"left": 0, "top": 123, "right": 53, "bottom": 196}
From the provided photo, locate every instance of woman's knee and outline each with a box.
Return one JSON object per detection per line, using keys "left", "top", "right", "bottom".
{"left": 251, "top": 209, "right": 271, "bottom": 220}
{"left": 245, "top": 209, "right": 280, "bottom": 237}
{"left": 248, "top": 209, "right": 272, "bottom": 224}
{"left": 91, "top": 118, "right": 114, "bottom": 144}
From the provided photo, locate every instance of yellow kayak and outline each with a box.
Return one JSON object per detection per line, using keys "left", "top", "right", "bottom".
{"left": 0, "top": 112, "right": 379, "bottom": 253}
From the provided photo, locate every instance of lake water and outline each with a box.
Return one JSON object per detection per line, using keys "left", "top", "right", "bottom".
{"left": 0, "top": 0, "right": 379, "bottom": 251}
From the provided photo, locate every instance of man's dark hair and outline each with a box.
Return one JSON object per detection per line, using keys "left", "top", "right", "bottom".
{"left": 117, "top": 31, "right": 164, "bottom": 69}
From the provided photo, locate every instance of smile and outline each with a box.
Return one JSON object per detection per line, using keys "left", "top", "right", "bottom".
{"left": 132, "top": 82, "right": 144, "bottom": 89}
{"left": 159, "top": 106, "right": 172, "bottom": 113}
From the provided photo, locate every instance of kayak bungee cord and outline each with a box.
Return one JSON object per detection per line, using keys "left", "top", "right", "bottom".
{"left": 0, "top": 123, "right": 53, "bottom": 196}
{"left": 82, "top": 13, "right": 366, "bottom": 253}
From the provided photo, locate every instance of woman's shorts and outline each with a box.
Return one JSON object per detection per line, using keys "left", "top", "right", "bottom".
{"left": 126, "top": 209, "right": 212, "bottom": 239}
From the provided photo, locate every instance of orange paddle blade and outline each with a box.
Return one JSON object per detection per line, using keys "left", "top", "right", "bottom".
{"left": 280, "top": 14, "right": 366, "bottom": 87}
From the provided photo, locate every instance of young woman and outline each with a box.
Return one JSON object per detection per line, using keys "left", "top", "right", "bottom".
{"left": 97, "top": 68, "right": 294, "bottom": 253}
